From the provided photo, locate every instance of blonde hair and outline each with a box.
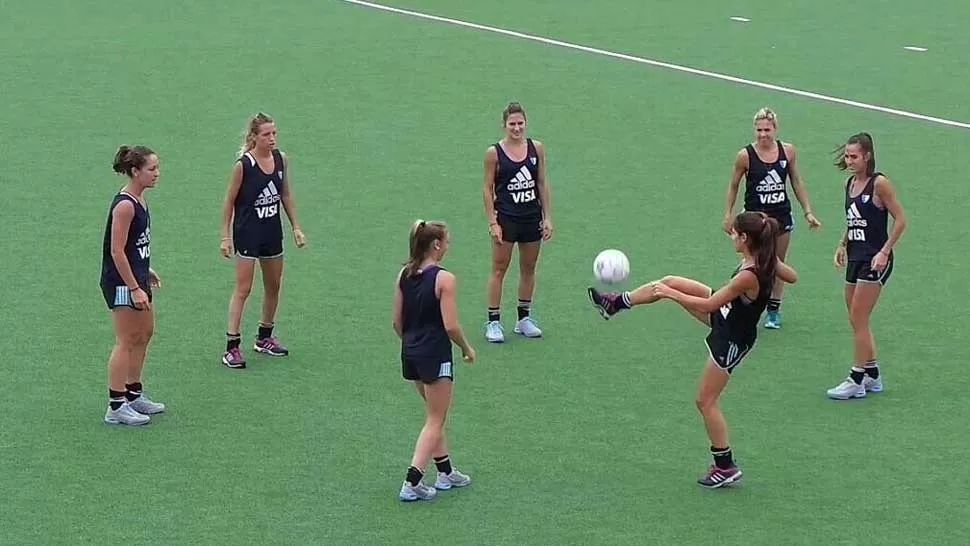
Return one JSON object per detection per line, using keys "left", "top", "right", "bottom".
{"left": 402, "top": 219, "right": 448, "bottom": 278}
{"left": 237, "top": 112, "right": 274, "bottom": 157}
{"left": 753, "top": 107, "right": 778, "bottom": 128}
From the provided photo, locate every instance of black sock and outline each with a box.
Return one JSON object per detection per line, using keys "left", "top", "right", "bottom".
{"left": 109, "top": 390, "right": 126, "bottom": 410}
{"left": 433, "top": 455, "right": 453, "bottom": 475}
{"left": 517, "top": 299, "right": 531, "bottom": 320}
{"left": 125, "top": 382, "right": 143, "bottom": 402}
{"left": 617, "top": 291, "right": 632, "bottom": 310}
{"left": 405, "top": 466, "right": 424, "bottom": 487}
{"left": 487, "top": 307, "right": 500, "bottom": 322}
{"left": 864, "top": 359, "right": 879, "bottom": 379}
{"left": 226, "top": 332, "right": 241, "bottom": 351}
{"left": 257, "top": 322, "right": 274, "bottom": 340}
{"left": 767, "top": 298, "right": 781, "bottom": 312}
{"left": 711, "top": 446, "right": 734, "bottom": 469}
{"left": 849, "top": 366, "right": 866, "bottom": 385}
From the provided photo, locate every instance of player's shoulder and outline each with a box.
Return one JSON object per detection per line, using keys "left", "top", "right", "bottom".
{"left": 484, "top": 144, "right": 499, "bottom": 158}
{"left": 780, "top": 140, "right": 797, "bottom": 155}
{"left": 531, "top": 138, "right": 545, "bottom": 151}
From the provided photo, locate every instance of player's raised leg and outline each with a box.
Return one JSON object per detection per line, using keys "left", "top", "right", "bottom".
{"left": 588, "top": 275, "right": 712, "bottom": 323}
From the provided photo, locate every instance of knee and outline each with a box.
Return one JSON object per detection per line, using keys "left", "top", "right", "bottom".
{"left": 519, "top": 259, "right": 537, "bottom": 275}
{"left": 848, "top": 312, "right": 869, "bottom": 332}
{"left": 234, "top": 282, "right": 252, "bottom": 300}
{"left": 491, "top": 260, "right": 509, "bottom": 277}
{"left": 695, "top": 395, "right": 716, "bottom": 414}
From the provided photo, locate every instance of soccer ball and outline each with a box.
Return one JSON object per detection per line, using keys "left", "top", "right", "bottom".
{"left": 593, "top": 249, "right": 630, "bottom": 284}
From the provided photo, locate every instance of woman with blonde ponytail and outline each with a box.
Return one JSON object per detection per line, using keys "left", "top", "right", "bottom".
{"left": 219, "top": 112, "right": 307, "bottom": 369}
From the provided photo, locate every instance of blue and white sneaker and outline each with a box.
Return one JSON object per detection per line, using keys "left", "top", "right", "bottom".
{"left": 763, "top": 310, "right": 781, "bottom": 329}
{"left": 514, "top": 316, "right": 542, "bottom": 338}
{"left": 863, "top": 375, "right": 883, "bottom": 393}
{"left": 826, "top": 378, "right": 866, "bottom": 400}
{"left": 398, "top": 481, "right": 437, "bottom": 502}
{"left": 434, "top": 469, "right": 472, "bottom": 490}
{"left": 485, "top": 320, "right": 505, "bottom": 343}
{"left": 104, "top": 402, "right": 150, "bottom": 426}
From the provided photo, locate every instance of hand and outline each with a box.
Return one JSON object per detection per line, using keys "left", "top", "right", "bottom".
{"left": 870, "top": 250, "right": 888, "bottom": 272}
{"left": 541, "top": 218, "right": 553, "bottom": 241}
{"left": 293, "top": 228, "right": 307, "bottom": 248}
{"left": 722, "top": 215, "right": 734, "bottom": 234}
{"left": 833, "top": 245, "right": 846, "bottom": 268}
{"left": 131, "top": 286, "right": 151, "bottom": 311}
{"left": 220, "top": 237, "right": 233, "bottom": 259}
{"left": 805, "top": 212, "right": 822, "bottom": 230}
{"left": 651, "top": 282, "right": 675, "bottom": 299}
{"left": 462, "top": 345, "right": 476, "bottom": 363}
{"left": 148, "top": 269, "right": 161, "bottom": 288}
{"left": 488, "top": 223, "right": 503, "bottom": 244}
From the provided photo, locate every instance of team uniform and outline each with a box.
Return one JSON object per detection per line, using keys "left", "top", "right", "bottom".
{"left": 100, "top": 191, "right": 151, "bottom": 309}
{"left": 492, "top": 138, "right": 543, "bottom": 243}
{"left": 844, "top": 172, "right": 893, "bottom": 286}
{"left": 705, "top": 265, "right": 772, "bottom": 374}
{"left": 399, "top": 265, "right": 455, "bottom": 384}
{"left": 743, "top": 141, "right": 794, "bottom": 232}
{"left": 233, "top": 149, "right": 286, "bottom": 259}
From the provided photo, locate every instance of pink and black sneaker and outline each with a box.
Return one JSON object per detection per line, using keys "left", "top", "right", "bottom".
{"left": 587, "top": 287, "right": 626, "bottom": 320}
{"left": 222, "top": 347, "right": 247, "bottom": 369}
{"left": 254, "top": 336, "right": 289, "bottom": 357}
{"left": 697, "top": 464, "right": 743, "bottom": 489}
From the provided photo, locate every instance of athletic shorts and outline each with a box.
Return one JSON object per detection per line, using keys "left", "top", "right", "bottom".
{"left": 744, "top": 209, "right": 794, "bottom": 233}
{"left": 704, "top": 329, "right": 753, "bottom": 375}
{"left": 101, "top": 283, "right": 153, "bottom": 310}
{"left": 234, "top": 233, "right": 283, "bottom": 259}
{"left": 497, "top": 213, "right": 543, "bottom": 244}
{"left": 845, "top": 255, "right": 894, "bottom": 286}
{"left": 402, "top": 356, "right": 454, "bottom": 384}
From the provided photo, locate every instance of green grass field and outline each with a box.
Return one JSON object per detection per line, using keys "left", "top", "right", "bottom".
{"left": 3, "top": 1, "right": 970, "bottom": 544}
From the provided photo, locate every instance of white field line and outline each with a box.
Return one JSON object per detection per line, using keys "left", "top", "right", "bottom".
{"left": 341, "top": 0, "right": 970, "bottom": 130}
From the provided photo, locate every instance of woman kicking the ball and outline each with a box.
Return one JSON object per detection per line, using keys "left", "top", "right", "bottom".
{"left": 587, "top": 211, "right": 798, "bottom": 488}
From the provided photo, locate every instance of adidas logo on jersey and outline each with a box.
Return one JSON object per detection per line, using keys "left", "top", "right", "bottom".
{"left": 507, "top": 165, "right": 537, "bottom": 204}
{"left": 846, "top": 202, "right": 867, "bottom": 242}
{"left": 755, "top": 170, "right": 787, "bottom": 204}
{"left": 255, "top": 181, "right": 281, "bottom": 218}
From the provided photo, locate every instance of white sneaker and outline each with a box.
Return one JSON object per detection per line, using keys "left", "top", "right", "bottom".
{"left": 484, "top": 320, "right": 505, "bottom": 343}
{"left": 398, "top": 481, "right": 437, "bottom": 502}
{"left": 434, "top": 469, "right": 472, "bottom": 490}
{"left": 514, "top": 317, "right": 543, "bottom": 338}
{"left": 104, "top": 402, "right": 151, "bottom": 425}
{"left": 128, "top": 394, "right": 166, "bottom": 415}
{"left": 863, "top": 375, "right": 883, "bottom": 393}
{"left": 826, "top": 378, "right": 866, "bottom": 400}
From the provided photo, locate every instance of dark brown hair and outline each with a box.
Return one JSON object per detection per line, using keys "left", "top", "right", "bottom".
{"left": 112, "top": 145, "right": 155, "bottom": 176}
{"left": 402, "top": 219, "right": 448, "bottom": 278}
{"left": 502, "top": 101, "right": 526, "bottom": 123}
{"left": 733, "top": 211, "right": 779, "bottom": 290}
{"left": 834, "top": 132, "right": 876, "bottom": 176}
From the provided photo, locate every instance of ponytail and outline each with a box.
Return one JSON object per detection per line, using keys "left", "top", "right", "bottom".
{"left": 732, "top": 211, "right": 779, "bottom": 290}
{"left": 402, "top": 219, "right": 448, "bottom": 278}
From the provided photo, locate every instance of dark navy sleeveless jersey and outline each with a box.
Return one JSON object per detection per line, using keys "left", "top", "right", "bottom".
{"left": 101, "top": 192, "right": 151, "bottom": 287}
{"left": 845, "top": 173, "right": 890, "bottom": 261}
{"left": 493, "top": 138, "right": 542, "bottom": 221}
{"left": 233, "top": 149, "right": 285, "bottom": 240}
{"left": 743, "top": 141, "right": 791, "bottom": 216}
{"left": 711, "top": 264, "right": 771, "bottom": 344}
{"left": 399, "top": 265, "right": 453, "bottom": 363}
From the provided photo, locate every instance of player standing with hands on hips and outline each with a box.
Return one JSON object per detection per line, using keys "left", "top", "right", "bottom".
{"left": 723, "top": 108, "right": 820, "bottom": 329}
{"left": 482, "top": 101, "right": 553, "bottom": 343}
{"left": 219, "top": 112, "right": 306, "bottom": 369}
{"left": 393, "top": 220, "right": 475, "bottom": 501}
{"left": 827, "top": 132, "right": 906, "bottom": 400}
{"left": 100, "top": 145, "right": 166, "bottom": 426}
